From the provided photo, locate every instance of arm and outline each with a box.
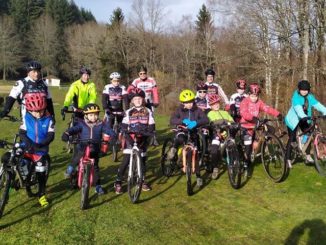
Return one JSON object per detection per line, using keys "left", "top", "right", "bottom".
{"left": 1, "top": 80, "right": 24, "bottom": 117}
{"left": 196, "top": 109, "right": 209, "bottom": 127}
{"left": 152, "top": 81, "right": 159, "bottom": 105}
{"left": 170, "top": 108, "right": 183, "bottom": 126}
{"left": 38, "top": 119, "right": 55, "bottom": 146}
{"left": 66, "top": 124, "right": 82, "bottom": 135}
{"left": 310, "top": 94, "right": 326, "bottom": 115}
{"left": 63, "top": 82, "right": 76, "bottom": 107}
{"left": 218, "top": 85, "right": 230, "bottom": 104}
{"left": 259, "top": 100, "right": 280, "bottom": 117}
{"left": 88, "top": 82, "right": 97, "bottom": 104}
{"left": 46, "top": 98, "right": 55, "bottom": 117}
{"left": 102, "top": 93, "right": 110, "bottom": 110}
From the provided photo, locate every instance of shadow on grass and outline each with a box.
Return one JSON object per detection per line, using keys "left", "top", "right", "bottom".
{"left": 284, "top": 219, "right": 326, "bottom": 245}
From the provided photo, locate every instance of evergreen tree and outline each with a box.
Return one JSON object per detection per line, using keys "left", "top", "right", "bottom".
{"left": 80, "top": 8, "right": 96, "bottom": 23}
{"left": 0, "top": 0, "right": 10, "bottom": 16}
{"left": 109, "top": 7, "right": 124, "bottom": 27}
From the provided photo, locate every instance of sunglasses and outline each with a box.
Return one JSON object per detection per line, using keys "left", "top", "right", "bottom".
{"left": 139, "top": 72, "right": 147, "bottom": 75}
{"left": 198, "top": 90, "right": 207, "bottom": 93}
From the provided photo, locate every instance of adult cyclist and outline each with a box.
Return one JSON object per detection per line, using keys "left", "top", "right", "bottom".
{"left": 204, "top": 68, "right": 229, "bottom": 107}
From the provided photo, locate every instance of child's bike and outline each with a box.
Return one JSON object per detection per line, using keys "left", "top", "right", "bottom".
{"left": 61, "top": 107, "right": 82, "bottom": 153}
{"left": 0, "top": 134, "right": 50, "bottom": 218}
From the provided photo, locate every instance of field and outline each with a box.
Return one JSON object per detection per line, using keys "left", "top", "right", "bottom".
{"left": 0, "top": 87, "right": 326, "bottom": 245}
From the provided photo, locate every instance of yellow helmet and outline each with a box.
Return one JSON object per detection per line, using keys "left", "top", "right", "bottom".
{"left": 83, "top": 103, "right": 100, "bottom": 114}
{"left": 179, "top": 89, "right": 195, "bottom": 103}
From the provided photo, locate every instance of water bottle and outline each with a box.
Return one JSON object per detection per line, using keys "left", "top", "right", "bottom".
{"left": 301, "top": 134, "right": 308, "bottom": 144}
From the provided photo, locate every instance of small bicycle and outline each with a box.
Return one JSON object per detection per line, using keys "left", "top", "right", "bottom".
{"left": 109, "top": 111, "right": 123, "bottom": 162}
{"left": 61, "top": 107, "right": 82, "bottom": 153}
{"left": 0, "top": 134, "right": 50, "bottom": 218}
{"left": 288, "top": 116, "right": 326, "bottom": 176}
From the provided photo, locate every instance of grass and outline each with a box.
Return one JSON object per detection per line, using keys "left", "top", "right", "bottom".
{"left": 1, "top": 87, "right": 326, "bottom": 244}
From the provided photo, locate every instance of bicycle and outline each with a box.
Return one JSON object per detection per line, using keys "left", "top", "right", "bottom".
{"left": 248, "top": 118, "right": 287, "bottom": 182}
{"left": 0, "top": 134, "right": 51, "bottom": 218}
{"left": 288, "top": 116, "right": 326, "bottom": 176}
{"left": 61, "top": 107, "right": 82, "bottom": 153}
{"left": 107, "top": 111, "right": 123, "bottom": 162}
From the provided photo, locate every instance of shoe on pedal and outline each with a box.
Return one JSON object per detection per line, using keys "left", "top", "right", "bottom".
{"left": 167, "top": 147, "right": 177, "bottom": 160}
{"left": 196, "top": 177, "right": 203, "bottom": 187}
{"left": 305, "top": 154, "right": 314, "bottom": 164}
{"left": 287, "top": 159, "right": 293, "bottom": 169}
{"left": 114, "top": 182, "right": 123, "bottom": 194}
{"left": 39, "top": 195, "right": 49, "bottom": 207}
{"left": 64, "top": 165, "right": 74, "bottom": 178}
{"left": 142, "top": 182, "right": 152, "bottom": 191}
{"left": 95, "top": 185, "right": 105, "bottom": 195}
{"left": 211, "top": 168, "right": 220, "bottom": 180}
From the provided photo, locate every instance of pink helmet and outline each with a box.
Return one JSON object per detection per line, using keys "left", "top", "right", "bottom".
{"left": 196, "top": 82, "right": 208, "bottom": 91}
{"left": 24, "top": 93, "right": 47, "bottom": 111}
{"left": 208, "top": 94, "right": 220, "bottom": 105}
{"left": 236, "top": 79, "right": 246, "bottom": 89}
{"left": 249, "top": 83, "right": 261, "bottom": 95}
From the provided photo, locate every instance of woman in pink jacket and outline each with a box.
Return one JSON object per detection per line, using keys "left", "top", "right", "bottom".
{"left": 239, "top": 83, "right": 282, "bottom": 174}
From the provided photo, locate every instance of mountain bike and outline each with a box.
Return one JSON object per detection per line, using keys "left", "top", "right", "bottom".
{"left": 0, "top": 134, "right": 50, "bottom": 218}
{"left": 288, "top": 116, "right": 326, "bottom": 176}
{"left": 109, "top": 111, "right": 123, "bottom": 162}
{"left": 61, "top": 107, "right": 82, "bottom": 153}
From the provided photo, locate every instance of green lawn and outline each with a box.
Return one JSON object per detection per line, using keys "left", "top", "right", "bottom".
{"left": 1, "top": 87, "right": 326, "bottom": 244}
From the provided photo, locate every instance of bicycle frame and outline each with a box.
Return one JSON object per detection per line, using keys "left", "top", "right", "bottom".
{"left": 127, "top": 134, "right": 143, "bottom": 180}
{"left": 77, "top": 145, "right": 95, "bottom": 188}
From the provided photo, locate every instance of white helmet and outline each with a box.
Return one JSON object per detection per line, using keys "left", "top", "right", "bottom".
{"left": 110, "top": 72, "right": 121, "bottom": 80}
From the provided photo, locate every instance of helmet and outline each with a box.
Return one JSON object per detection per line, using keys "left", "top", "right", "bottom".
{"left": 236, "top": 79, "right": 246, "bottom": 89}
{"left": 196, "top": 82, "right": 208, "bottom": 91}
{"left": 138, "top": 65, "right": 147, "bottom": 73}
{"left": 249, "top": 83, "right": 261, "bottom": 95}
{"left": 205, "top": 68, "right": 215, "bottom": 76}
{"left": 129, "top": 88, "right": 145, "bottom": 100}
{"left": 208, "top": 94, "right": 220, "bottom": 105}
{"left": 83, "top": 103, "right": 100, "bottom": 114}
{"left": 79, "top": 66, "right": 91, "bottom": 75}
{"left": 298, "top": 80, "right": 311, "bottom": 91}
{"left": 24, "top": 92, "right": 47, "bottom": 111}
{"left": 110, "top": 72, "right": 121, "bottom": 80}
{"left": 179, "top": 89, "right": 195, "bottom": 103}
{"left": 26, "top": 61, "right": 42, "bottom": 72}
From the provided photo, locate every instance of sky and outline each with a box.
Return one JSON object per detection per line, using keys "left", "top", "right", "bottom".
{"left": 74, "top": 0, "right": 208, "bottom": 24}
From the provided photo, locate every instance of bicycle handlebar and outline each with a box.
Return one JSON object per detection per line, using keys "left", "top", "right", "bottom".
{"left": 0, "top": 115, "right": 20, "bottom": 122}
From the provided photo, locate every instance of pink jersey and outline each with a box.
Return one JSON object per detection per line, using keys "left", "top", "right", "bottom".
{"left": 127, "top": 77, "right": 159, "bottom": 104}
{"left": 240, "top": 97, "right": 280, "bottom": 129}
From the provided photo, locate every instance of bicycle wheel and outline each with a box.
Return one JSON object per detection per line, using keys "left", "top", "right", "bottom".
{"left": 185, "top": 148, "right": 193, "bottom": 196}
{"left": 0, "top": 163, "right": 12, "bottom": 218}
{"left": 198, "top": 133, "right": 208, "bottom": 169}
{"left": 80, "top": 163, "right": 91, "bottom": 210}
{"left": 26, "top": 165, "right": 40, "bottom": 197}
{"left": 112, "top": 124, "right": 119, "bottom": 162}
{"left": 261, "top": 133, "right": 287, "bottom": 182}
{"left": 128, "top": 150, "right": 143, "bottom": 203}
{"left": 313, "top": 133, "right": 326, "bottom": 176}
{"left": 161, "top": 138, "right": 177, "bottom": 177}
{"left": 226, "top": 141, "right": 242, "bottom": 189}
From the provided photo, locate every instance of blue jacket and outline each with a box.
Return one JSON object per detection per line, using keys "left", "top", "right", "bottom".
{"left": 285, "top": 91, "right": 326, "bottom": 130}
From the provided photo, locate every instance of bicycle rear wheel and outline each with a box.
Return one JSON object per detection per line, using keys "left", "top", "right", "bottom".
{"left": 226, "top": 141, "right": 242, "bottom": 189}
{"left": 185, "top": 148, "right": 193, "bottom": 196}
{"left": 261, "top": 133, "right": 287, "bottom": 182}
{"left": 80, "top": 163, "right": 91, "bottom": 210}
{"left": 112, "top": 124, "right": 119, "bottom": 162}
{"left": 313, "top": 133, "right": 326, "bottom": 176}
{"left": 161, "top": 138, "right": 177, "bottom": 177}
{"left": 0, "top": 162, "right": 12, "bottom": 218}
{"left": 128, "top": 150, "right": 143, "bottom": 203}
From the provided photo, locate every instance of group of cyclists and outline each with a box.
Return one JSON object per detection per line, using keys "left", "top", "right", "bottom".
{"left": 0, "top": 60, "right": 326, "bottom": 208}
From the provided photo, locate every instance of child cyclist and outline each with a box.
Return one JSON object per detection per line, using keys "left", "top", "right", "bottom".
{"left": 168, "top": 89, "right": 209, "bottom": 187}
{"left": 239, "top": 83, "right": 283, "bottom": 174}
{"left": 114, "top": 88, "right": 155, "bottom": 194}
{"left": 207, "top": 94, "right": 234, "bottom": 179}
{"left": 284, "top": 80, "right": 326, "bottom": 167}
{"left": 19, "top": 93, "right": 55, "bottom": 207}
{"left": 229, "top": 79, "right": 248, "bottom": 122}
{"left": 102, "top": 72, "right": 128, "bottom": 128}
{"left": 62, "top": 103, "right": 116, "bottom": 194}
{"left": 195, "top": 82, "right": 210, "bottom": 113}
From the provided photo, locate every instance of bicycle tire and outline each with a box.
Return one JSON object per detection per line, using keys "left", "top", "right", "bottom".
{"left": 0, "top": 164, "right": 12, "bottom": 218}
{"left": 198, "top": 133, "right": 208, "bottom": 169}
{"left": 226, "top": 141, "right": 242, "bottom": 189}
{"left": 261, "top": 133, "right": 287, "bottom": 182}
{"left": 313, "top": 133, "right": 326, "bottom": 176}
{"left": 26, "top": 165, "right": 40, "bottom": 197}
{"left": 161, "top": 138, "right": 177, "bottom": 177}
{"left": 185, "top": 148, "right": 193, "bottom": 196}
{"left": 112, "top": 124, "right": 119, "bottom": 162}
{"left": 80, "top": 163, "right": 91, "bottom": 210}
{"left": 128, "top": 149, "right": 143, "bottom": 203}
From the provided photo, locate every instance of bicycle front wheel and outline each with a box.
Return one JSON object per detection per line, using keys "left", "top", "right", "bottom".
{"left": 161, "top": 138, "right": 177, "bottom": 177}
{"left": 0, "top": 163, "right": 12, "bottom": 218}
{"left": 26, "top": 165, "right": 40, "bottom": 198}
{"left": 128, "top": 150, "right": 143, "bottom": 204}
{"left": 185, "top": 148, "right": 193, "bottom": 196}
{"left": 313, "top": 133, "right": 326, "bottom": 176}
{"left": 261, "top": 133, "right": 287, "bottom": 182}
{"left": 226, "top": 141, "right": 242, "bottom": 189}
{"left": 80, "top": 164, "right": 91, "bottom": 210}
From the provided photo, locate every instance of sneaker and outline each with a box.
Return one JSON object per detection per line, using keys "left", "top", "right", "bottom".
{"left": 167, "top": 147, "right": 177, "bottom": 160}
{"left": 286, "top": 159, "right": 293, "bottom": 169}
{"left": 142, "top": 182, "right": 152, "bottom": 191}
{"left": 64, "top": 165, "right": 74, "bottom": 178}
{"left": 152, "top": 137, "right": 159, "bottom": 146}
{"left": 95, "top": 185, "right": 105, "bottom": 195}
{"left": 196, "top": 177, "right": 203, "bottom": 187}
{"left": 38, "top": 195, "right": 49, "bottom": 207}
{"left": 114, "top": 182, "right": 123, "bottom": 194}
{"left": 305, "top": 154, "right": 314, "bottom": 164}
{"left": 211, "top": 168, "right": 220, "bottom": 180}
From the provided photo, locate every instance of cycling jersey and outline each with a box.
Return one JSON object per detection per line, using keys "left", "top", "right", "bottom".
{"left": 102, "top": 84, "right": 128, "bottom": 112}
{"left": 121, "top": 106, "right": 155, "bottom": 134}
{"left": 127, "top": 77, "right": 159, "bottom": 105}
{"left": 195, "top": 96, "right": 210, "bottom": 112}
{"left": 204, "top": 82, "right": 229, "bottom": 104}
{"left": 63, "top": 79, "right": 97, "bottom": 109}
{"left": 207, "top": 110, "right": 234, "bottom": 124}
{"left": 170, "top": 104, "right": 209, "bottom": 128}
{"left": 229, "top": 92, "right": 248, "bottom": 121}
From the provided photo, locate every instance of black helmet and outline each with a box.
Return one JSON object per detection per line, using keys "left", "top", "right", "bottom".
{"left": 26, "top": 61, "right": 42, "bottom": 72}
{"left": 205, "top": 68, "right": 215, "bottom": 76}
{"left": 83, "top": 103, "right": 100, "bottom": 114}
{"left": 80, "top": 66, "right": 91, "bottom": 75}
{"left": 129, "top": 88, "right": 145, "bottom": 100}
{"left": 298, "top": 80, "right": 311, "bottom": 91}
{"left": 138, "top": 65, "right": 147, "bottom": 73}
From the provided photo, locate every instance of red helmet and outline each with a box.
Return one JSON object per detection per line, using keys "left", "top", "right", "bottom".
{"left": 236, "top": 79, "right": 246, "bottom": 89}
{"left": 249, "top": 83, "right": 261, "bottom": 95}
{"left": 129, "top": 87, "right": 145, "bottom": 100}
{"left": 24, "top": 93, "right": 47, "bottom": 111}
{"left": 208, "top": 94, "right": 220, "bottom": 105}
{"left": 196, "top": 82, "right": 208, "bottom": 91}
